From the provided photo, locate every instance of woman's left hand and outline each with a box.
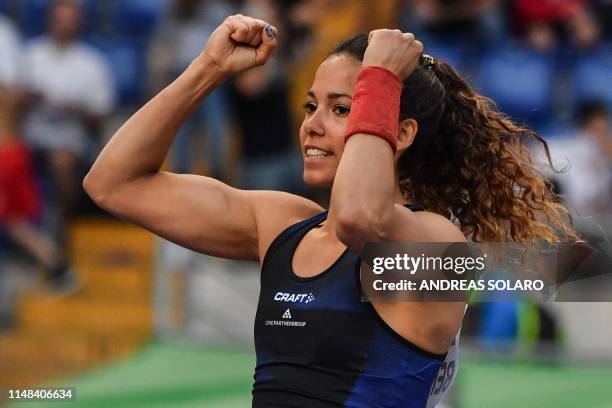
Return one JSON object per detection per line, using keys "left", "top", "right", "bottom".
{"left": 362, "top": 29, "right": 423, "bottom": 80}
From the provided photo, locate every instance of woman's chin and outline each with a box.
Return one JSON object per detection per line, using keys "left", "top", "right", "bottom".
{"left": 303, "top": 171, "right": 333, "bottom": 187}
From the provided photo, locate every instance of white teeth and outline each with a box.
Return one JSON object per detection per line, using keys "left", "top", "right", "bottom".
{"left": 306, "top": 147, "right": 330, "bottom": 157}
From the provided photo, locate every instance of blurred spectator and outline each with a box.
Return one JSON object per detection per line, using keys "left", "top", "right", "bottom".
{"left": 0, "top": 13, "right": 21, "bottom": 88}
{"left": 20, "top": 0, "right": 114, "bottom": 240}
{"left": 400, "top": 0, "right": 505, "bottom": 44}
{"left": 579, "top": 101, "right": 612, "bottom": 160}
{"left": 512, "top": 0, "right": 600, "bottom": 51}
{"left": 544, "top": 100, "right": 611, "bottom": 217}
{"left": 230, "top": 0, "right": 301, "bottom": 191}
{"left": 592, "top": 0, "right": 612, "bottom": 39}
{"left": 286, "top": 0, "right": 398, "bottom": 35}
{"left": 0, "top": 88, "right": 78, "bottom": 292}
{"left": 148, "top": 0, "right": 234, "bottom": 178}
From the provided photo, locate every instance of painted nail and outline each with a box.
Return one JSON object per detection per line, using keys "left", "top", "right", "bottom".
{"left": 265, "top": 24, "right": 274, "bottom": 38}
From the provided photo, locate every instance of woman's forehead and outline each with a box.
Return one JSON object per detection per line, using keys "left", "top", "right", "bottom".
{"left": 309, "top": 54, "right": 361, "bottom": 97}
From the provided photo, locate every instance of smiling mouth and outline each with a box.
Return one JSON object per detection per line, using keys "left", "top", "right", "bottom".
{"left": 304, "top": 146, "right": 332, "bottom": 158}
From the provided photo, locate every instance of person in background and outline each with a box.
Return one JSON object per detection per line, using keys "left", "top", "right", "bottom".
{"left": 591, "top": 0, "right": 612, "bottom": 39}
{"left": 229, "top": 0, "right": 302, "bottom": 192}
{"left": 20, "top": 0, "right": 114, "bottom": 244}
{"left": 0, "top": 87, "right": 79, "bottom": 293}
{"left": 512, "top": 0, "right": 600, "bottom": 51}
{"left": 148, "top": 0, "right": 234, "bottom": 178}
{"left": 399, "top": 0, "right": 505, "bottom": 44}
{"left": 578, "top": 101, "right": 612, "bottom": 163}
{"left": 0, "top": 12, "right": 21, "bottom": 88}
{"left": 543, "top": 100, "right": 611, "bottom": 217}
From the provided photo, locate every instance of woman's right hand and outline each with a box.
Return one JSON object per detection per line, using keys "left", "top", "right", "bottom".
{"left": 201, "top": 14, "right": 278, "bottom": 77}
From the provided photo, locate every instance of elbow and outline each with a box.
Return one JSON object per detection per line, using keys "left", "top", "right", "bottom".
{"left": 82, "top": 172, "right": 111, "bottom": 208}
{"left": 335, "top": 208, "right": 391, "bottom": 251}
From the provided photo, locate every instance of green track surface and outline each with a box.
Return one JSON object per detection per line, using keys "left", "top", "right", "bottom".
{"left": 8, "top": 340, "right": 612, "bottom": 408}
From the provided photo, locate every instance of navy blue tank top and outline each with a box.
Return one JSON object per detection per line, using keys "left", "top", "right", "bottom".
{"left": 252, "top": 205, "right": 449, "bottom": 407}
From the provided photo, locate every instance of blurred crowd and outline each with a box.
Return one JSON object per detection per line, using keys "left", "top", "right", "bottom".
{"left": 0, "top": 0, "right": 611, "bottom": 301}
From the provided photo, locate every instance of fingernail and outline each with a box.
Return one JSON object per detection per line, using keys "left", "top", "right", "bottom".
{"left": 265, "top": 24, "right": 274, "bottom": 38}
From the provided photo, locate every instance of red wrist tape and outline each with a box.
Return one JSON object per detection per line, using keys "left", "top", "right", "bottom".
{"left": 343, "top": 66, "right": 402, "bottom": 152}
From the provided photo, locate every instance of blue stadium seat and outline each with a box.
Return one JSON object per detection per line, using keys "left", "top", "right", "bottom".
{"left": 92, "top": 40, "right": 145, "bottom": 106}
{"left": 15, "top": 0, "right": 49, "bottom": 38}
{"left": 113, "top": 0, "right": 167, "bottom": 43}
{"left": 573, "top": 43, "right": 612, "bottom": 106}
{"left": 424, "top": 39, "right": 469, "bottom": 74}
{"left": 532, "top": 122, "right": 572, "bottom": 141}
{"left": 477, "top": 43, "right": 555, "bottom": 127}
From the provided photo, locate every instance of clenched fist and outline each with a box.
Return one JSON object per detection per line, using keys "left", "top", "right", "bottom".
{"left": 363, "top": 30, "right": 424, "bottom": 81}
{"left": 201, "top": 14, "right": 278, "bottom": 76}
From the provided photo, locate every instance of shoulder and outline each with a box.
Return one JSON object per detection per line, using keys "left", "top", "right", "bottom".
{"left": 413, "top": 210, "right": 465, "bottom": 242}
{"left": 245, "top": 190, "right": 323, "bottom": 262}
{"left": 394, "top": 206, "right": 466, "bottom": 243}
{"left": 249, "top": 190, "right": 323, "bottom": 230}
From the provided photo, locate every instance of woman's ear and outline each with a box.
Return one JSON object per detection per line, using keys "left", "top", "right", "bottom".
{"left": 397, "top": 118, "right": 417, "bottom": 152}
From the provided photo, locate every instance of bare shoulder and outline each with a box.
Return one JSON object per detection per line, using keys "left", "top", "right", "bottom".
{"left": 412, "top": 210, "right": 465, "bottom": 242}
{"left": 391, "top": 205, "right": 466, "bottom": 243}
{"left": 246, "top": 190, "right": 324, "bottom": 262}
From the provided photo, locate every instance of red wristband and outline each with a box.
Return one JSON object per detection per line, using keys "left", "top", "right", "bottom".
{"left": 343, "top": 66, "right": 402, "bottom": 152}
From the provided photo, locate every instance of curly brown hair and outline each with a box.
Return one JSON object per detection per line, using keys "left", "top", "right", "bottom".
{"left": 332, "top": 35, "right": 578, "bottom": 243}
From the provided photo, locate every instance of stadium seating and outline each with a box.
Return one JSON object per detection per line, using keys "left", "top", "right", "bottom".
{"left": 91, "top": 39, "right": 146, "bottom": 106}
{"left": 111, "top": 0, "right": 167, "bottom": 44}
{"left": 572, "top": 43, "right": 612, "bottom": 106}
{"left": 0, "top": 220, "right": 154, "bottom": 388}
{"left": 423, "top": 39, "right": 469, "bottom": 74}
{"left": 477, "top": 43, "right": 556, "bottom": 127}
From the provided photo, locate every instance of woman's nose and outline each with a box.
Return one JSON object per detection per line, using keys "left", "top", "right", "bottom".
{"left": 303, "top": 110, "right": 325, "bottom": 137}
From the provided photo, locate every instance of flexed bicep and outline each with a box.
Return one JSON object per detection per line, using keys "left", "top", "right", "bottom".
{"left": 94, "top": 171, "right": 323, "bottom": 262}
{"left": 97, "top": 172, "right": 260, "bottom": 260}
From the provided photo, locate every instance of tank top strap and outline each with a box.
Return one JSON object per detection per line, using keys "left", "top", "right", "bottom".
{"left": 262, "top": 204, "right": 422, "bottom": 272}
{"left": 261, "top": 210, "right": 328, "bottom": 269}
{"left": 404, "top": 203, "right": 425, "bottom": 212}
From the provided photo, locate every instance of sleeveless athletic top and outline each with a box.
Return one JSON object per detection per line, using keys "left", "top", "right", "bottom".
{"left": 252, "top": 205, "right": 461, "bottom": 407}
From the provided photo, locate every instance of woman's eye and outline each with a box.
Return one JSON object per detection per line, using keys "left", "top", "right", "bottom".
{"left": 303, "top": 102, "right": 316, "bottom": 113}
{"left": 334, "top": 105, "right": 351, "bottom": 116}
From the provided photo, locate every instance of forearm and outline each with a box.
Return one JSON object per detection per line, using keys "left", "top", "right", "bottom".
{"left": 84, "top": 55, "right": 226, "bottom": 197}
{"left": 331, "top": 134, "right": 396, "bottom": 243}
{"left": 330, "top": 63, "right": 405, "bottom": 247}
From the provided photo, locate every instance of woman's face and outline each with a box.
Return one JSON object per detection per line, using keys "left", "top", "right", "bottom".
{"left": 299, "top": 54, "right": 361, "bottom": 186}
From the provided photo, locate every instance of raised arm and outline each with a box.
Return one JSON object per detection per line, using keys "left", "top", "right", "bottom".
{"left": 84, "top": 15, "right": 320, "bottom": 261}
{"left": 331, "top": 30, "right": 465, "bottom": 251}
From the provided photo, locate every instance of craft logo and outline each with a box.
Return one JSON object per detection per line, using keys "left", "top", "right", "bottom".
{"left": 274, "top": 292, "right": 315, "bottom": 303}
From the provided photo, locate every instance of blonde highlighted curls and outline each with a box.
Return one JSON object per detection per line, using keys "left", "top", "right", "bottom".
{"left": 399, "top": 60, "right": 578, "bottom": 243}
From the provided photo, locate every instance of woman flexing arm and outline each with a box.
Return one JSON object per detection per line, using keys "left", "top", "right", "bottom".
{"left": 83, "top": 15, "right": 321, "bottom": 262}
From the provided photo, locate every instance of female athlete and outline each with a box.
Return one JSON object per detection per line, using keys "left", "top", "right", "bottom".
{"left": 84, "top": 15, "right": 576, "bottom": 408}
